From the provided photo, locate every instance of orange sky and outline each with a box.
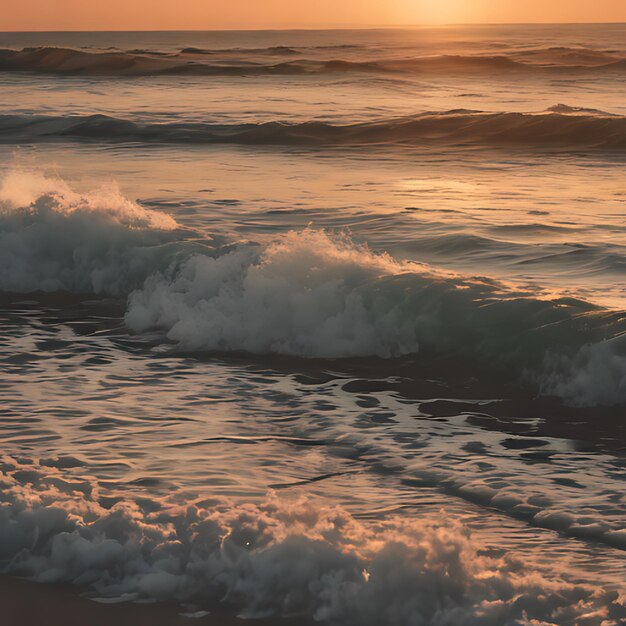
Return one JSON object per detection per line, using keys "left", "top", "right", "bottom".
{"left": 3, "top": 0, "right": 626, "bottom": 31}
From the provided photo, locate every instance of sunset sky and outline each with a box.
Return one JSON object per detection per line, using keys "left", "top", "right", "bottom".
{"left": 4, "top": 0, "right": 626, "bottom": 31}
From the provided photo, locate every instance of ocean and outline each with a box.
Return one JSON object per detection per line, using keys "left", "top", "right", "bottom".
{"left": 0, "top": 25, "right": 624, "bottom": 625}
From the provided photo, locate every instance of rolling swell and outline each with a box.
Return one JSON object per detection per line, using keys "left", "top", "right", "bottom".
{"left": 179, "top": 45, "right": 301, "bottom": 55}
{"left": 2, "top": 46, "right": 626, "bottom": 77}
{"left": 2, "top": 108, "right": 626, "bottom": 149}
{"left": 1, "top": 172, "right": 624, "bottom": 407}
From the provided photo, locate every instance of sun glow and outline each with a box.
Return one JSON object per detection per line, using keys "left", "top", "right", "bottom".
{"left": 2, "top": 0, "right": 626, "bottom": 31}
{"left": 398, "top": 0, "right": 626, "bottom": 25}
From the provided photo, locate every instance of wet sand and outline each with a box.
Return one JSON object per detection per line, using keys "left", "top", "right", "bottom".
{"left": 0, "top": 575, "right": 295, "bottom": 626}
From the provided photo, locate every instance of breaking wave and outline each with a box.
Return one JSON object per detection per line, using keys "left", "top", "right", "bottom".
{"left": 0, "top": 171, "right": 184, "bottom": 295}
{"left": 0, "top": 456, "right": 623, "bottom": 625}
{"left": 3, "top": 108, "right": 626, "bottom": 149}
{"left": 0, "top": 172, "right": 624, "bottom": 406}
{"left": 124, "top": 229, "right": 626, "bottom": 406}
{"left": 2, "top": 46, "right": 626, "bottom": 77}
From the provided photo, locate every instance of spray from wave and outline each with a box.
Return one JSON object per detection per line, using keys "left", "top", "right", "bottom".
{"left": 0, "top": 171, "right": 183, "bottom": 294}
{"left": 0, "top": 456, "right": 623, "bottom": 625}
{"left": 1, "top": 172, "right": 624, "bottom": 406}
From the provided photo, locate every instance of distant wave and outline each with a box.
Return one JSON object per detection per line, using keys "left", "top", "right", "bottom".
{"left": 515, "top": 45, "right": 624, "bottom": 66}
{"left": 179, "top": 45, "right": 301, "bottom": 56}
{"left": 178, "top": 44, "right": 365, "bottom": 56}
{"left": 1, "top": 172, "right": 624, "bottom": 407}
{"left": 2, "top": 46, "right": 626, "bottom": 77}
{"left": 2, "top": 108, "right": 626, "bottom": 149}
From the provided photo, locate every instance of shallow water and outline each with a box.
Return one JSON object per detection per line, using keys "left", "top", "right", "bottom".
{"left": 0, "top": 25, "right": 624, "bottom": 626}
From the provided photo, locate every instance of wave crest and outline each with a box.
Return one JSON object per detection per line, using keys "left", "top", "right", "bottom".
{"left": 127, "top": 229, "right": 424, "bottom": 358}
{"left": 0, "top": 172, "right": 181, "bottom": 294}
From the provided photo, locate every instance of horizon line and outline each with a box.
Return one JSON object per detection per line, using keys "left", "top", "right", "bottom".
{"left": 2, "top": 21, "right": 626, "bottom": 34}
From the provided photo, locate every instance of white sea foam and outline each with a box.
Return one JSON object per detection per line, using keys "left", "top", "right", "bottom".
{"left": 0, "top": 171, "right": 181, "bottom": 294}
{"left": 539, "top": 334, "right": 626, "bottom": 406}
{"left": 126, "top": 229, "right": 432, "bottom": 358}
{"left": 0, "top": 457, "right": 622, "bottom": 625}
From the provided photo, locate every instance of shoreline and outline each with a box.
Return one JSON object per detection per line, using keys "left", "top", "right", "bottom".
{"left": 0, "top": 575, "right": 297, "bottom": 626}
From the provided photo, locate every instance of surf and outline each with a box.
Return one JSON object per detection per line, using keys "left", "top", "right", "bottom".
{"left": 1, "top": 171, "right": 624, "bottom": 407}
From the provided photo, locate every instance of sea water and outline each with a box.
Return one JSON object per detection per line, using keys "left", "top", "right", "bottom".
{"left": 0, "top": 25, "right": 624, "bottom": 625}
